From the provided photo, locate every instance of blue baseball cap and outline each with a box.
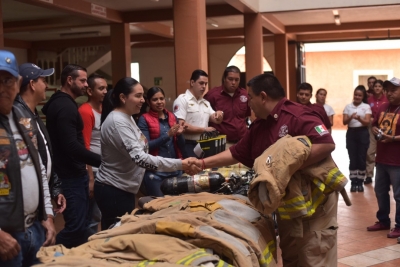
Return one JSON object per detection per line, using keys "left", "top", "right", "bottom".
{"left": 0, "top": 50, "right": 19, "bottom": 78}
{"left": 19, "top": 63, "right": 54, "bottom": 87}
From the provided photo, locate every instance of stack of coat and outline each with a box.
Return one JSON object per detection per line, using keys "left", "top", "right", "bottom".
{"left": 34, "top": 193, "right": 278, "bottom": 267}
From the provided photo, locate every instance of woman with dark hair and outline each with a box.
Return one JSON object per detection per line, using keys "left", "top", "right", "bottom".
{"left": 137, "top": 87, "right": 188, "bottom": 196}
{"left": 315, "top": 88, "right": 335, "bottom": 126}
{"left": 94, "top": 78, "right": 194, "bottom": 230}
{"left": 343, "top": 85, "right": 372, "bottom": 192}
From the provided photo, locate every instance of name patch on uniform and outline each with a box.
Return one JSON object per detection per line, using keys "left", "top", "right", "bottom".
{"left": 240, "top": 95, "right": 248, "bottom": 102}
{"left": 315, "top": 125, "right": 329, "bottom": 136}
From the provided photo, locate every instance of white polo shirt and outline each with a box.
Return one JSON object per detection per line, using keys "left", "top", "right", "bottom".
{"left": 173, "top": 89, "right": 215, "bottom": 141}
{"left": 343, "top": 102, "right": 371, "bottom": 128}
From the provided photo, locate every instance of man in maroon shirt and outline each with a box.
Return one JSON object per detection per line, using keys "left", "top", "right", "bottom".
{"left": 367, "top": 77, "right": 400, "bottom": 238}
{"left": 189, "top": 73, "right": 337, "bottom": 267}
{"left": 297, "top": 82, "right": 332, "bottom": 132}
{"left": 365, "top": 79, "right": 388, "bottom": 184}
{"left": 204, "top": 66, "right": 251, "bottom": 147}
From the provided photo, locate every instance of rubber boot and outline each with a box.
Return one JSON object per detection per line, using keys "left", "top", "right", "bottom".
{"left": 357, "top": 179, "right": 364, "bottom": 192}
{"left": 350, "top": 178, "right": 357, "bottom": 192}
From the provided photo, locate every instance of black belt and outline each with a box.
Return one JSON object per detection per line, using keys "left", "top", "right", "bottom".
{"left": 348, "top": 127, "right": 368, "bottom": 131}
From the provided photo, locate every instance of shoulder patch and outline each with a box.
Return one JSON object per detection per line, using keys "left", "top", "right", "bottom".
{"left": 314, "top": 125, "right": 329, "bottom": 136}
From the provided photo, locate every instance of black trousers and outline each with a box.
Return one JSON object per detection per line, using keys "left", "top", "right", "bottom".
{"left": 346, "top": 127, "right": 370, "bottom": 177}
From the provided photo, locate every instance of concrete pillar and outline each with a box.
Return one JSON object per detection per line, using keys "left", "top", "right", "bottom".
{"left": 244, "top": 13, "right": 263, "bottom": 83}
{"left": 288, "top": 42, "right": 297, "bottom": 101}
{"left": 274, "top": 34, "right": 289, "bottom": 95}
{"left": 173, "top": 0, "right": 208, "bottom": 95}
{"left": 110, "top": 23, "right": 131, "bottom": 86}
{"left": 0, "top": 1, "right": 4, "bottom": 49}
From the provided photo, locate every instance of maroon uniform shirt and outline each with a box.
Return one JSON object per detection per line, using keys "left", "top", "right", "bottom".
{"left": 305, "top": 102, "right": 332, "bottom": 130}
{"left": 204, "top": 85, "right": 251, "bottom": 142}
{"left": 373, "top": 102, "right": 400, "bottom": 166}
{"left": 368, "top": 94, "right": 388, "bottom": 119}
{"left": 230, "top": 98, "right": 334, "bottom": 167}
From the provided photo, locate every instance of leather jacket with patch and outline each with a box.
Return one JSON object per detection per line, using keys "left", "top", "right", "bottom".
{"left": 14, "top": 95, "right": 63, "bottom": 199}
{"left": 0, "top": 106, "right": 46, "bottom": 232}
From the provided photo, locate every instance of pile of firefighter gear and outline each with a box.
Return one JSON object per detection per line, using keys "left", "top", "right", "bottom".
{"left": 34, "top": 135, "right": 349, "bottom": 267}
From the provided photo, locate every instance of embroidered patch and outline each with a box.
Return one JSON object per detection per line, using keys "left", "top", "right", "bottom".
{"left": 19, "top": 118, "right": 32, "bottom": 130}
{"left": 174, "top": 105, "right": 180, "bottom": 112}
{"left": 278, "top": 124, "right": 288, "bottom": 137}
{"left": 315, "top": 125, "right": 329, "bottom": 136}
{"left": 240, "top": 95, "right": 248, "bottom": 102}
{"left": 0, "top": 171, "right": 11, "bottom": 196}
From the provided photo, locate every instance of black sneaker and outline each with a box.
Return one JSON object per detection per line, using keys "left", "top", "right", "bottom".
{"left": 350, "top": 184, "right": 357, "bottom": 192}
{"left": 364, "top": 177, "right": 372, "bottom": 184}
{"left": 357, "top": 183, "right": 364, "bottom": 192}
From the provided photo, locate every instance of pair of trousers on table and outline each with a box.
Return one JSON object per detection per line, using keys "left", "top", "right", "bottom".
{"left": 248, "top": 135, "right": 348, "bottom": 267}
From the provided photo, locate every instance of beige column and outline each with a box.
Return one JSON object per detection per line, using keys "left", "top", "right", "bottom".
{"left": 110, "top": 23, "right": 131, "bottom": 86}
{"left": 0, "top": 1, "right": 4, "bottom": 49}
{"left": 274, "top": 34, "right": 289, "bottom": 94}
{"left": 288, "top": 41, "right": 297, "bottom": 101}
{"left": 244, "top": 13, "right": 263, "bottom": 82}
{"left": 173, "top": 0, "right": 208, "bottom": 95}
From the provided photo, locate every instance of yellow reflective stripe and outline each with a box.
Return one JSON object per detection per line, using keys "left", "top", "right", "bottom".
{"left": 216, "top": 260, "right": 233, "bottom": 267}
{"left": 177, "top": 249, "right": 209, "bottom": 265}
{"left": 259, "top": 240, "right": 276, "bottom": 266}
{"left": 136, "top": 260, "right": 156, "bottom": 267}
{"left": 325, "top": 168, "right": 346, "bottom": 191}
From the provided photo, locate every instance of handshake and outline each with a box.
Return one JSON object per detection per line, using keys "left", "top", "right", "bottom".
{"left": 181, "top": 157, "right": 205, "bottom": 175}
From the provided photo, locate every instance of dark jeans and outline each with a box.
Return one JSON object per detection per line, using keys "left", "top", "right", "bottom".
{"left": 0, "top": 220, "right": 45, "bottom": 267}
{"left": 346, "top": 127, "right": 369, "bottom": 178}
{"left": 375, "top": 163, "right": 400, "bottom": 228}
{"left": 56, "top": 175, "right": 95, "bottom": 248}
{"left": 94, "top": 181, "right": 135, "bottom": 231}
{"left": 88, "top": 171, "right": 101, "bottom": 233}
{"left": 143, "top": 170, "right": 183, "bottom": 197}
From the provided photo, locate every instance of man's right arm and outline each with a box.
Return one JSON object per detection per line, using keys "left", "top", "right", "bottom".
{"left": 0, "top": 230, "right": 20, "bottom": 261}
{"left": 57, "top": 106, "right": 101, "bottom": 167}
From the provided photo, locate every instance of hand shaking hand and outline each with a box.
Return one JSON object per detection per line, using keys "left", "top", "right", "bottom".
{"left": 182, "top": 157, "right": 202, "bottom": 175}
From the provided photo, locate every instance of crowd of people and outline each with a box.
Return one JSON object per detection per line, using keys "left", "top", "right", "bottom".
{"left": 1, "top": 47, "right": 400, "bottom": 267}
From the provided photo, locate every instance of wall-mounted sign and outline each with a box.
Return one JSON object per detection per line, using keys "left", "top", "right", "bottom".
{"left": 91, "top": 3, "right": 107, "bottom": 18}
{"left": 154, "top": 77, "right": 163, "bottom": 86}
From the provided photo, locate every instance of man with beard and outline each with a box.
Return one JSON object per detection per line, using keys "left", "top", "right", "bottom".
{"left": 204, "top": 66, "right": 251, "bottom": 148}
{"left": 79, "top": 73, "right": 107, "bottom": 233}
{"left": 42, "top": 64, "right": 101, "bottom": 248}
{"left": 367, "top": 77, "right": 400, "bottom": 238}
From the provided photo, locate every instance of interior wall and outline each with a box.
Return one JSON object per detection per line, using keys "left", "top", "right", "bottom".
{"left": 5, "top": 47, "right": 27, "bottom": 65}
{"left": 306, "top": 49, "right": 400, "bottom": 128}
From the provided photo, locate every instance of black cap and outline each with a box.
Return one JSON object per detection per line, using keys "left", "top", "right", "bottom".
{"left": 19, "top": 63, "right": 54, "bottom": 87}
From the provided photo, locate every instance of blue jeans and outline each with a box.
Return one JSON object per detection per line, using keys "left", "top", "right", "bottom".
{"left": 374, "top": 163, "right": 400, "bottom": 228}
{"left": 94, "top": 181, "right": 135, "bottom": 231}
{"left": 0, "top": 220, "right": 45, "bottom": 267}
{"left": 143, "top": 170, "right": 182, "bottom": 197}
{"left": 56, "top": 175, "right": 95, "bottom": 248}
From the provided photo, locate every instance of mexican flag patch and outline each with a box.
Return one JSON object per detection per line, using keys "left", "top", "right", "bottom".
{"left": 315, "top": 125, "right": 329, "bottom": 136}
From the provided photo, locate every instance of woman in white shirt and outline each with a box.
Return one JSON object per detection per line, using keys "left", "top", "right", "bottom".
{"left": 316, "top": 88, "right": 335, "bottom": 127}
{"left": 343, "top": 85, "right": 372, "bottom": 193}
{"left": 94, "top": 77, "right": 194, "bottom": 230}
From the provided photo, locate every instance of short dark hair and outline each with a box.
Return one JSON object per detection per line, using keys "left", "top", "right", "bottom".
{"left": 221, "top": 65, "right": 240, "bottom": 84}
{"left": 297, "top": 82, "right": 313, "bottom": 93}
{"left": 373, "top": 79, "right": 384, "bottom": 88}
{"left": 246, "top": 73, "right": 285, "bottom": 100}
{"left": 19, "top": 77, "right": 39, "bottom": 95}
{"left": 190, "top": 69, "right": 208, "bottom": 82}
{"left": 368, "top": 76, "right": 377, "bottom": 82}
{"left": 354, "top": 85, "right": 368, "bottom": 104}
{"left": 60, "top": 64, "right": 87, "bottom": 86}
{"left": 87, "top": 73, "right": 105, "bottom": 89}
{"left": 147, "top": 86, "right": 165, "bottom": 101}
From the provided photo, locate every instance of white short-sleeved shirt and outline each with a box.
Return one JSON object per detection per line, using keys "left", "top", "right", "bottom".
{"left": 343, "top": 102, "right": 372, "bottom": 128}
{"left": 173, "top": 89, "right": 215, "bottom": 140}
{"left": 323, "top": 104, "right": 335, "bottom": 117}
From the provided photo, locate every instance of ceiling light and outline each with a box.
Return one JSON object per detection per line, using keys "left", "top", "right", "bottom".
{"left": 206, "top": 19, "right": 219, "bottom": 28}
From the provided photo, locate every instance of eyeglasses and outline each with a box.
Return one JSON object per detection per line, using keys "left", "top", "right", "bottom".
{"left": 0, "top": 77, "right": 17, "bottom": 88}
